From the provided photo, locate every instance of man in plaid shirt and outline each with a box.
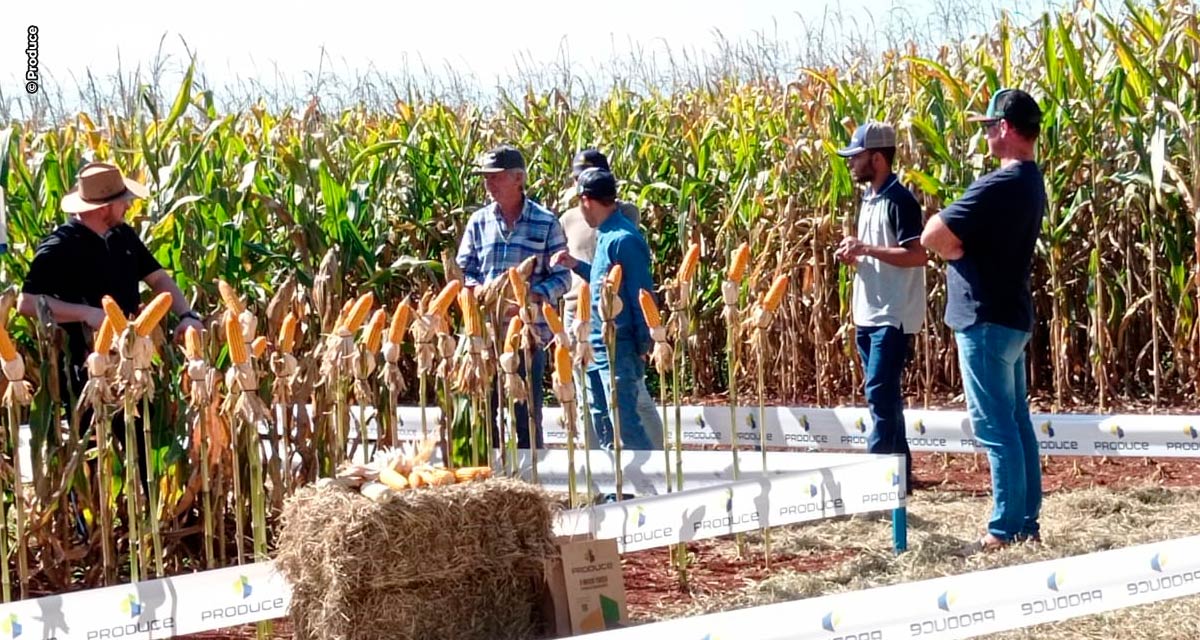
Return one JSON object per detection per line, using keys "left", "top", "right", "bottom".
{"left": 455, "top": 145, "right": 572, "bottom": 449}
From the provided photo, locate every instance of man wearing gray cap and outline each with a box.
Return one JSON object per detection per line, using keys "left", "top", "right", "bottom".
{"left": 456, "top": 144, "right": 572, "bottom": 449}
{"left": 833, "top": 122, "right": 927, "bottom": 493}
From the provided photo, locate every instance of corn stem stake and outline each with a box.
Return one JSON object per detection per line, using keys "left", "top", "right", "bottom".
{"left": 135, "top": 291, "right": 174, "bottom": 578}
{"left": 100, "top": 296, "right": 144, "bottom": 581}
{"left": 79, "top": 317, "right": 119, "bottom": 583}
{"left": 0, "top": 312, "right": 33, "bottom": 599}
{"left": 550, "top": 343, "right": 579, "bottom": 506}
{"left": 744, "top": 274, "right": 788, "bottom": 568}
{"left": 723, "top": 242, "right": 750, "bottom": 557}
{"left": 674, "top": 242, "right": 700, "bottom": 500}
{"left": 638, "top": 290, "right": 673, "bottom": 490}
{"left": 600, "top": 266, "right": 625, "bottom": 501}
{"left": 508, "top": 263, "right": 540, "bottom": 482}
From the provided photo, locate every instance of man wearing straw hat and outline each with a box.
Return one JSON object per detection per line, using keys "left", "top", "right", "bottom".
{"left": 833, "top": 121, "right": 927, "bottom": 496}
{"left": 18, "top": 162, "right": 203, "bottom": 398}
{"left": 921, "top": 88, "right": 1046, "bottom": 552}
{"left": 456, "top": 144, "right": 573, "bottom": 450}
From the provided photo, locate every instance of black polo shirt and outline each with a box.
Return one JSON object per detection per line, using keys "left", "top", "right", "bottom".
{"left": 21, "top": 219, "right": 162, "bottom": 388}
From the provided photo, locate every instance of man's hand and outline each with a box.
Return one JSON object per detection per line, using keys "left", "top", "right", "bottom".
{"left": 173, "top": 316, "right": 204, "bottom": 343}
{"left": 834, "top": 236, "right": 866, "bottom": 265}
{"left": 551, "top": 250, "right": 578, "bottom": 270}
{"left": 85, "top": 307, "right": 107, "bottom": 330}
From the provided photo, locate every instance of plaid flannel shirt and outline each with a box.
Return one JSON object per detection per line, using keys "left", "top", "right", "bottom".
{"left": 455, "top": 197, "right": 572, "bottom": 343}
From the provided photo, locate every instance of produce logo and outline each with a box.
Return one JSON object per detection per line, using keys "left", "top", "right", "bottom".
{"left": 1109, "top": 424, "right": 1125, "bottom": 439}
{"left": 1151, "top": 552, "right": 1168, "bottom": 573}
{"left": 1047, "top": 571, "right": 1066, "bottom": 592}
{"left": 912, "top": 420, "right": 926, "bottom": 435}
{"left": 821, "top": 610, "right": 842, "bottom": 632}
{"left": 1184, "top": 426, "right": 1198, "bottom": 439}
{"left": 2, "top": 614, "right": 20, "bottom": 638}
{"left": 234, "top": 575, "right": 253, "bottom": 599}
{"left": 798, "top": 415, "right": 811, "bottom": 432}
{"left": 937, "top": 590, "right": 958, "bottom": 612}
{"left": 854, "top": 417, "right": 867, "bottom": 434}
{"left": 1040, "top": 422, "right": 1055, "bottom": 438}
{"left": 121, "top": 594, "right": 143, "bottom": 618}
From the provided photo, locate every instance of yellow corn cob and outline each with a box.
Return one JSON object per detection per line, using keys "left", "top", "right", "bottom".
{"left": 218, "top": 280, "right": 245, "bottom": 315}
{"left": 605, "top": 264, "right": 624, "bottom": 291}
{"left": 763, "top": 274, "right": 790, "bottom": 312}
{"left": 0, "top": 322, "right": 16, "bottom": 361}
{"left": 456, "top": 288, "right": 480, "bottom": 337}
{"left": 542, "top": 302, "right": 564, "bottom": 335}
{"left": 343, "top": 292, "right": 375, "bottom": 332}
{"left": 101, "top": 296, "right": 129, "bottom": 333}
{"left": 407, "top": 470, "right": 425, "bottom": 489}
{"left": 680, "top": 242, "right": 702, "bottom": 282}
{"left": 251, "top": 336, "right": 268, "bottom": 358}
{"left": 430, "top": 468, "right": 457, "bottom": 486}
{"left": 418, "top": 291, "right": 434, "bottom": 315}
{"left": 183, "top": 325, "right": 201, "bottom": 360}
{"left": 335, "top": 299, "right": 354, "bottom": 329}
{"left": 364, "top": 309, "right": 387, "bottom": 351}
{"left": 638, "top": 289, "right": 662, "bottom": 329}
{"left": 508, "top": 268, "right": 529, "bottom": 307}
{"left": 279, "top": 312, "right": 298, "bottom": 354}
{"left": 728, "top": 242, "right": 750, "bottom": 281}
{"left": 554, "top": 344, "right": 573, "bottom": 386}
{"left": 388, "top": 301, "right": 413, "bottom": 345}
{"left": 379, "top": 467, "right": 409, "bottom": 491}
{"left": 430, "top": 280, "right": 462, "bottom": 317}
{"left": 503, "top": 315, "right": 523, "bottom": 353}
{"left": 454, "top": 466, "right": 493, "bottom": 483}
{"left": 133, "top": 292, "right": 173, "bottom": 337}
{"left": 226, "top": 315, "right": 249, "bottom": 365}
{"left": 576, "top": 283, "right": 591, "bottom": 324}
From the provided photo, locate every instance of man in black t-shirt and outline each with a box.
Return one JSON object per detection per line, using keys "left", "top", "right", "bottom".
{"left": 921, "top": 89, "right": 1046, "bottom": 553}
{"left": 19, "top": 162, "right": 203, "bottom": 398}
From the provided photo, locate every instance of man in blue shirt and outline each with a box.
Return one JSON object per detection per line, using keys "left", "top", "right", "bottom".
{"left": 552, "top": 169, "right": 663, "bottom": 451}
{"left": 921, "top": 89, "right": 1046, "bottom": 552}
{"left": 456, "top": 145, "right": 572, "bottom": 449}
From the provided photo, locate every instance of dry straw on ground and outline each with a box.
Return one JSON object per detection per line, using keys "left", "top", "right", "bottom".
{"left": 275, "top": 477, "right": 562, "bottom": 640}
{"left": 672, "top": 485, "right": 1200, "bottom": 638}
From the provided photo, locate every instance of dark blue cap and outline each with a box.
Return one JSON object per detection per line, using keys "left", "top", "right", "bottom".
{"left": 576, "top": 168, "right": 617, "bottom": 200}
{"left": 572, "top": 149, "right": 611, "bottom": 177}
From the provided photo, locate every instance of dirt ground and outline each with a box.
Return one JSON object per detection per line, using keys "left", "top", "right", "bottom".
{"left": 179, "top": 451, "right": 1200, "bottom": 639}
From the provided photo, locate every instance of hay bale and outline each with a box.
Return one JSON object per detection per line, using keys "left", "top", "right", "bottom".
{"left": 275, "top": 477, "right": 561, "bottom": 640}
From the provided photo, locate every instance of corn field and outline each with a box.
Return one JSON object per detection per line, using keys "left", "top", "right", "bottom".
{"left": 0, "top": 0, "right": 1195, "bottom": 594}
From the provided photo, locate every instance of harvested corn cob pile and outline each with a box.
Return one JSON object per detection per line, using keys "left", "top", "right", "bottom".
{"left": 276, "top": 444, "right": 560, "bottom": 640}
{"left": 320, "top": 438, "right": 494, "bottom": 500}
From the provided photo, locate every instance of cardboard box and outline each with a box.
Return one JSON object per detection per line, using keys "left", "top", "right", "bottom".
{"left": 544, "top": 536, "right": 628, "bottom": 637}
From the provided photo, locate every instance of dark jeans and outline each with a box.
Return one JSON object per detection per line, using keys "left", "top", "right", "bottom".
{"left": 855, "top": 325, "right": 913, "bottom": 488}
{"left": 489, "top": 348, "right": 546, "bottom": 450}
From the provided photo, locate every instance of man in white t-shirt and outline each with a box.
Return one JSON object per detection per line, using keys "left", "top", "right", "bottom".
{"left": 833, "top": 122, "right": 927, "bottom": 492}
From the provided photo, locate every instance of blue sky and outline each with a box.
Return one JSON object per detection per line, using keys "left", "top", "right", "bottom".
{"left": 1, "top": 0, "right": 1060, "bottom": 106}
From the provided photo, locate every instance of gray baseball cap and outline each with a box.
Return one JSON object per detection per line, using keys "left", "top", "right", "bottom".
{"left": 473, "top": 145, "right": 526, "bottom": 174}
{"left": 836, "top": 122, "right": 897, "bottom": 157}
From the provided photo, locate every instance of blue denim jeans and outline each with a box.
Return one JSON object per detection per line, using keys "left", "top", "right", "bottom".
{"left": 489, "top": 347, "right": 545, "bottom": 449}
{"left": 855, "top": 325, "right": 913, "bottom": 486}
{"left": 955, "top": 322, "right": 1041, "bottom": 541}
{"left": 587, "top": 339, "right": 664, "bottom": 451}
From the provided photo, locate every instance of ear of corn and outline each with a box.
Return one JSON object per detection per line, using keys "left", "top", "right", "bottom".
{"left": 343, "top": 292, "right": 375, "bottom": 332}
{"left": 218, "top": 280, "right": 245, "bottom": 315}
{"left": 680, "top": 242, "right": 702, "bottom": 282}
{"left": 279, "top": 312, "right": 298, "bottom": 354}
{"left": 576, "top": 283, "right": 591, "bottom": 324}
{"left": 335, "top": 299, "right": 355, "bottom": 328}
{"left": 96, "top": 317, "right": 116, "bottom": 355}
{"left": 542, "top": 302, "right": 564, "bottom": 335}
{"left": 226, "top": 315, "right": 249, "bottom": 365}
{"left": 763, "top": 274, "right": 790, "bottom": 312}
{"left": 553, "top": 343, "right": 573, "bottom": 385}
{"left": 364, "top": 309, "right": 387, "bottom": 351}
{"left": 251, "top": 336, "right": 269, "bottom": 358}
{"left": 388, "top": 301, "right": 412, "bottom": 344}
{"left": 728, "top": 242, "right": 750, "bottom": 281}
{"left": 133, "top": 292, "right": 173, "bottom": 337}
{"left": 503, "top": 315, "right": 523, "bottom": 353}
{"left": 638, "top": 289, "right": 662, "bottom": 329}
{"left": 605, "top": 264, "right": 624, "bottom": 292}
{"left": 183, "top": 325, "right": 201, "bottom": 360}
{"left": 456, "top": 288, "right": 480, "bottom": 336}
{"left": 430, "top": 280, "right": 462, "bottom": 317}
{"left": 508, "top": 268, "right": 528, "bottom": 307}
{"left": 101, "top": 296, "right": 129, "bottom": 333}
{"left": 0, "top": 321, "right": 16, "bottom": 361}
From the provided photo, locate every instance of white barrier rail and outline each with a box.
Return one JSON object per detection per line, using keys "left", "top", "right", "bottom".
{"left": 376, "top": 405, "right": 1200, "bottom": 457}
{"left": 575, "top": 533, "right": 1200, "bottom": 639}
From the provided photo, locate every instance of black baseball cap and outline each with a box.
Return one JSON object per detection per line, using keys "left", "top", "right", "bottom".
{"left": 571, "top": 149, "right": 611, "bottom": 178}
{"left": 968, "top": 88, "right": 1042, "bottom": 129}
{"left": 473, "top": 145, "right": 526, "bottom": 174}
{"left": 576, "top": 168, "right": 617, "bottom": 200}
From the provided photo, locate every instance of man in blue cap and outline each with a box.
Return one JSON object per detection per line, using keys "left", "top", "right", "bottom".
{"left": 833, "top": 121, "right": 926, "bottom": 494}
{"left": 552, "top": 168, "right": 663, "bottom": 453}
{"left": 921, "top": 88, "right": 1046, "bottom": 552}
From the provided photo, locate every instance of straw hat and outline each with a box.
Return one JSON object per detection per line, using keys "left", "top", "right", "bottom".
{"left": 61, "top": 162, "right": 149, "bottom": 214}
